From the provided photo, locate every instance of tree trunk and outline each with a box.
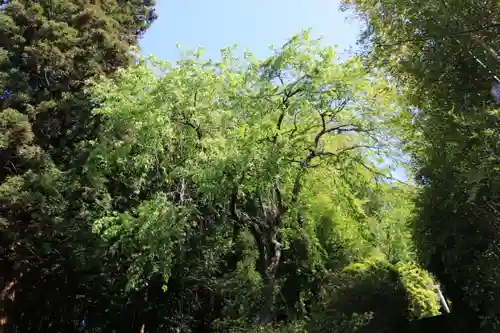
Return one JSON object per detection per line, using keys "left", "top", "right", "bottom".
{"left": 231, "top": 190, "right": 285, "bottom": 325}
{"left": 260, "top": 275, "right": 275, "bottom": 324}
{"left": 255, "top": 231, "right": 282, "bottom": 325}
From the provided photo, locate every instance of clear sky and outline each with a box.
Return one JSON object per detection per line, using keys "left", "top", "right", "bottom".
{"left": 140, "top": 0, "right": 361, "bottom": 62}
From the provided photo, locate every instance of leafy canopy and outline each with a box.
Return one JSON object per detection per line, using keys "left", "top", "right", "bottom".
{"left": 79, "top": 30, "right": 440, "bottom": 332}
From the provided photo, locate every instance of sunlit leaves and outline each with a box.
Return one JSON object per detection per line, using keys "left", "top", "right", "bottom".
{"left": 92, "top": 194, "right": 192, "bottom": 290}
{"left": 83, "top": 30, "right": 425, "bottom": 330}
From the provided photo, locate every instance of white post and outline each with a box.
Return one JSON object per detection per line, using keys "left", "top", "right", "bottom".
{"left": 433, "top": 284, "right": 451, "bottom": 314}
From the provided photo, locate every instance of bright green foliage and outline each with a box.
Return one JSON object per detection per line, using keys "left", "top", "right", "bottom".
{"left": 310, "top": 256, "right": 439, "bottom": 333}
{"left": 84, "top": 31, "right": 434, "bottom": 330}
{"left": 360, "top": 184, "right": 416, "bottom": 263}
{"left": 396, "top": 261, "right": 441, "bottom": 319}
{"left": 343, "top": 0, "right": 500, "bottom": 329}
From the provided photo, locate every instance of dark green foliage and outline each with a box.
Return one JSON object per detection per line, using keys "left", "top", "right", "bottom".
{"left": 343, "top": 0, "right": 500, "bottom": 330}
{"left": 311, "top": 260, "right": 407, "bottom": 333}
{"left": 0, "top": 0, "right": 156, "bottom": 331}
{"left": 0, "top": 0, "right": 156, "bottom": 168}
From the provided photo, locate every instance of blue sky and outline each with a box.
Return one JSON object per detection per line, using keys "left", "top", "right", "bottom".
{"left": 140, "top": 0, "right": 362, "bottom": 62}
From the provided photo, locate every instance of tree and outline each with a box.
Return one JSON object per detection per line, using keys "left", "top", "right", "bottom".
{"left": 0, "top": 0, "right": 156, "bottom": 169}
{"left": 342, "top": 0, "right": 500, "bottom": 329}
{"left": 84, "top": 31, "right": 431, "bottom": 330}
{"left": 0, "top": 1, "right": 156, "bottom": 331}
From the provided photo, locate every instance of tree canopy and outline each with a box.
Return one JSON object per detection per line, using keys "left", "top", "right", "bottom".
{"left": 4, "top": 0, "right": 496, "bottom": 331}
{"left": 79, "top": 31, "right": 439, "bottom": 332}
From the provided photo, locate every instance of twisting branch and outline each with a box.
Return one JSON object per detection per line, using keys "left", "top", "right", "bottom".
{"left": 287, "top": 99, "right": 353, "bottom": 205}
{"left": 268, "top": 73, "right": 313, "bottom": 143}
{"left": 313, "top": 98, "right": 350, "bottom": 148}
{"left": 180, "top": 120, "right": 202, "bottom": 140}
{"left": 249, "top": 223, "right": 267, "bottom": 269}
{"left": 267, "top": 235, "right": 282, "bottom": 276}
{"left": 273, "top": 86, "right": 304, "bottom": 143}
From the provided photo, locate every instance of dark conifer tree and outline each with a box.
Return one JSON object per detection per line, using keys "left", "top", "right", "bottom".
{"left": 0, "top": 1, "right": 156, "bottom": 331}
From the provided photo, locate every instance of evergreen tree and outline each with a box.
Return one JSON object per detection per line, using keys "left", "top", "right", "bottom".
{"left": 0, "top": 0, "right": 156, "bottom": 169}
{"left": 0, "top": 1, "right": 156, "bottom": 331}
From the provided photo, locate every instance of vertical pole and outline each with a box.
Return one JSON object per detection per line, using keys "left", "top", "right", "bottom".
{"left": 433, "top": 284, "right": 451, "bottom": 314}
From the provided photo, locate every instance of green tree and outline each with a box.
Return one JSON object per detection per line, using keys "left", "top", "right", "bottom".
{"left": 343, "top": 0, "right": 500, "bottom": 329}
{"left": 0, "top": 1, "right": 156, "bottom": 331}
{"left": 84, "top": 31, "right": 430, "bottom": 330}
{"left": 0, "top": 0, "right": 156, "bottom": 169}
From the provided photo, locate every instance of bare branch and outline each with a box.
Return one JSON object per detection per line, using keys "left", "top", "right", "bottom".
{"left": 267, "top": 236, "right": 282, "bottom": 276}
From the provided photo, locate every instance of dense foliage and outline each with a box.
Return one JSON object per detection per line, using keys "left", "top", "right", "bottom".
{"left": 343, "top": 0, "right": 500, "bottom": 330}
{"left": 0, "top": 0, "right": 156, "bottom": 331}
{"left": 4, "top": 0, "right": 497, "bottom": 332}
{"left": 79, "top": 32, "right": 439, "bottom": 332}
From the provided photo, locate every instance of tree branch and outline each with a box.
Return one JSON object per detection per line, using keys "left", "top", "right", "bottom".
{"left": 249, "top": 222, "right": 267, "bottom": 273}
{"left": 273, "top": 185, "right": 286, "bottom": 221}
{"left": 273, "top": 86, "right": 304, "bottom": 142}
{"left": 313, "top": 98, "right": 350, "bottom": 149}
{"left": 267, "top": 235, "right": 282, "bottom": 276}
{"left": 179, "top": 120, "right": 202, "bottom": 140}
{"left": 291, "top": 169, "right": 304, "bottom": 204}
{"left": 230, "top": 188, "right": 241, "bottom": 223}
